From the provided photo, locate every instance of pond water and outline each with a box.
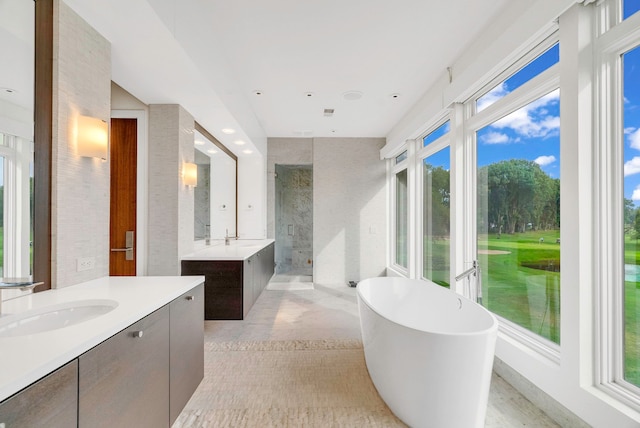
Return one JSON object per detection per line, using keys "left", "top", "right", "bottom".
{"left": 625, "top": 264, "right": 640, "bottom": 283}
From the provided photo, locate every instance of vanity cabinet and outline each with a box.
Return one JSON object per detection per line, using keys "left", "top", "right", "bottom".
{"left": 0, "top": 360, "right": 78, "bottom": 428}
{"left": 169, "top": 284, "right": 204, "bottom": 424}
{"left": 79, "top": 305, "right": 170, "bottom": 428}
{"left": 181, "top": 242, "right": 275, "bottom": 320}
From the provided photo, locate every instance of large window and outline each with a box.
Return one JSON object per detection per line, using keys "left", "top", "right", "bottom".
{"left": 422, "top": 122, "right": 451, "bottom": 287}
{"left": 395, "top": 168, "right": 408, "bottom": 268}
{"left": 472, "top": 41, "right": 561, "bottom": 345}
{"left": 623, "top": 44, "right": 640, "bottom": 388}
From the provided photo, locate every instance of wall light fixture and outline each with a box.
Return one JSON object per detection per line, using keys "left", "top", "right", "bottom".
{"left": 76, "top": 115, "right": 108, "bottom": 159}
{"left": 183, "top": 162, "right": 198, "bottom": 187}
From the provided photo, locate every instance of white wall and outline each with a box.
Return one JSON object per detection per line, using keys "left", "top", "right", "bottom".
{"left": 52, "top": 0, "right": 111, "bottom": 288}
{"left": 313, "top": 138, "right": 387, "bottom": 284}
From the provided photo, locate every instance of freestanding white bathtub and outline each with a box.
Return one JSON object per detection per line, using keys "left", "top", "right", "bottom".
{"left": 357, "top": 277, "right": 498, "bottom": 428}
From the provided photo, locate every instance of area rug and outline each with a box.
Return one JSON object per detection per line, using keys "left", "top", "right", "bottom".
{"left": 173, "top": 339, "right": 405, "bottom": 427}
{"left": 265, "top": 282, "right": 314, "bottom": 291}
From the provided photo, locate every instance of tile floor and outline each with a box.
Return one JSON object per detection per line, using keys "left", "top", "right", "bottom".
{"left": 202, "top": 281, "right": 561, "bottom": 427}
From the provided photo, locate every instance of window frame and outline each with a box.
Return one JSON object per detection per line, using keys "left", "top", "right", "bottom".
{"left": 595, "top": 2, "right": 640, "bottom": 408}
{"left": 464, "top": 35, "right": 562, "bottom": 363}
{"left": 418, "top": 118, "right": 452, "bottom": 284}
{"left": 391, "top": 151, "right": 410, "bottom": 275}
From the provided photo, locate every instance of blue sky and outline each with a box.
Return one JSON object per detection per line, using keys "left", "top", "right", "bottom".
{"left": 624, "top": 45, "right": 640, "bottom": 204}
{"left": 476, "top": 44, "right": 561, "bottom": 179}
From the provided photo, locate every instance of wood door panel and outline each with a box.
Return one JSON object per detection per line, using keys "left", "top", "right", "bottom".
{"left": 110, "top": 118, "right": 137, "bottom": 275}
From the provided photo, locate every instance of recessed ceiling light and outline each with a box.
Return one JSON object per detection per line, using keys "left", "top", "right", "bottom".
{"left": 234, "top": 140, "right": 246, "bottom": 146}
{"left": 1, "top": 87, "right": 16, "bottom": 94}
{"left": 253, "top": 90, "right": 263, "bottom": 96}
{"left": 304, "top": 92, "right": 314, "bottom": 98}
{"left": 207, "top": 149, "right": 218, "bottom": 154}
{"left": 330, "top": 129, "right": 337, "bottom": 133}
{"left": 343, "top": 90, "right": 363, "bottom": 101}
{"left": 195, "top": 139, "right": 205, "bottom": 146}
{"left": 243, "top": 149, "right": 253, "bottom": 154}
{"left": 221, "top": 128, "right": 235, "bottom": 134}
{"left": 390, "top": 93, "right": 401, "bottom": 99}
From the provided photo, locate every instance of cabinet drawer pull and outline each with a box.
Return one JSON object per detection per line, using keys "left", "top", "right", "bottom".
{"left": 131, "top": 330, "right": 144, "bottom": 338}
{"left": 185, "top": 295, "right": 195, "bottom": 301}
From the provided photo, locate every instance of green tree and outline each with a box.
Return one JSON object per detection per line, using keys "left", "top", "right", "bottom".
{"left": 479, "top": 159, "right": 560, "bottom": 235}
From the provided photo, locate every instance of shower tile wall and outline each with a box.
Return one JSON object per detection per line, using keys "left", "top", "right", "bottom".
{"left": 276, "top": 165, "right": 313, "bottom": 275}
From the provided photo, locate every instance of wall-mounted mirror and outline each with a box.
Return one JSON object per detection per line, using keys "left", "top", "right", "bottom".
{"left": 194, "top": 128, "right": 237, "bottom": 243}
{"left": 0, "top": 0, "right": 35, "bottom": 294}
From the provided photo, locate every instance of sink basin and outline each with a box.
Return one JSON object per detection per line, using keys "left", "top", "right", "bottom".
{"left": 0, "top": 299, "right": 118, "bottom": 338}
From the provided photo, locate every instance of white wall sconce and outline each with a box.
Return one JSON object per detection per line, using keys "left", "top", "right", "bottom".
{"left": 76, "top": 115, "right": 108, "bottom": 159}
{"left": 183, "top": 162, "right": 198, "bottom": 187}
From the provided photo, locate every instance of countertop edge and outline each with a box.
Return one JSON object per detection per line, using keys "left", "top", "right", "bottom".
{"left": 0, "top": 275, "right": 205, "bottom": 403}
{"left": 181, "top": 239, "right": 275, "bottom": 261}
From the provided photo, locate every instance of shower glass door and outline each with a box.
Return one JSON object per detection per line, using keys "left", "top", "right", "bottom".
{"left": 275, "top": 164, "right": 313, "bottom": 279}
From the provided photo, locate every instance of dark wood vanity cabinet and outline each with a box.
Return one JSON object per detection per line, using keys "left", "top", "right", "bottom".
{"left": 170, "top": 284, "right": 205, "bottom": 425}
{"left": 79, "top": 305, "right": 170, "bottom": 428}
{"left": 181, "top": 242, "right": 275, "bottom": 320}
{"left": 78, "top": 283, "right": 204, "bottom": 428}
{"left": 0, "top": 360, "right": 78, "bottom": 428}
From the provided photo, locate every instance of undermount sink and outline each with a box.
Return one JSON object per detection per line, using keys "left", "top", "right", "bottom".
{"left": 0, "top": 299, "right": 118, "bottom": 338}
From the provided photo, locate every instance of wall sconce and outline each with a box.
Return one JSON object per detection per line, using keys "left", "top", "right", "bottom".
{"left": 183, "top": 162, "right": 198, "bottom": 187}
{"left": 76, "top": 115, "right": 108, "bottom": 159}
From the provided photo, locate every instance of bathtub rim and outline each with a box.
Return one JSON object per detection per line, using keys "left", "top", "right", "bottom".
{"left": 357, "top": 277, "right": 498, "bottom": 338}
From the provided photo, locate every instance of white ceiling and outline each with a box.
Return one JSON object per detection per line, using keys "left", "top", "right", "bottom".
{"left": 47, "top": 1, "right": 512, "bottom": 156}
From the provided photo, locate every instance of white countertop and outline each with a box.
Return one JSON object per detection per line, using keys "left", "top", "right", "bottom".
{"left": 182, "top": 239, "right": 275, "bottom": 261}
{"left": 0, "top": 275, "right": 204, "bottom": 402}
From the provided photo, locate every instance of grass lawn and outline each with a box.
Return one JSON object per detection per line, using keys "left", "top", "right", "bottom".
{"left": 478, "top": 230, "right": 561, "bottom": 344}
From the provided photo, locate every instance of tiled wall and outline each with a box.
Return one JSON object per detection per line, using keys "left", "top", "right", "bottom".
{"left": 267, "top": 137, "right": 387, "bottom": 284}
{"left": 147, "top": 104, "right": 195, "bottom": 275}
{"left": 52, "top": 1, "right": 111, "bottom": 288}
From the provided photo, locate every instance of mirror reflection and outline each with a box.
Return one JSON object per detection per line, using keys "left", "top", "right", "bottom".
{"left": 194, "top": 130, "right": 236, "bottom": 243}
{"left": 0, "top": 0, "right": 35, "bottom": 286}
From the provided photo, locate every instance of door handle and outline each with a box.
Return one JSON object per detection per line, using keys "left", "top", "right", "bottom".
{"left": 111, "top": 230, "right": 134, "bottom": 260}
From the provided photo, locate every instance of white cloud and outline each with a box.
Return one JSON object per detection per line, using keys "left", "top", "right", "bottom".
{"left": 624, "top": 156, "right": 640, "bottom": 176}
{"left": 490, "top": 89, "right": 560, "bottom": 139}
{"left": 534, "top": 155, "right": 556, "bottom": 166}
{"left": 480, "top": 131, "right": 510, "bottom": 145}
{"left": 632, "top": 186, "right": 640, "bottom": 201}
{"left": 629, "top": 128, "right": 640, "bottom": 150}
{"left": 625, "top": 127, "right": 637, "bottom": 135}
{"left": 477, "top": 83, "right": 509, "bottom": 112}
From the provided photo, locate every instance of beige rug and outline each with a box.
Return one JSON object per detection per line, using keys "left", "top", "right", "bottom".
{"left": 174, "top": 339, "right": 405, "bottom": 427}
{"left": 266, "top": 282, "right": 314, "bottom": 291}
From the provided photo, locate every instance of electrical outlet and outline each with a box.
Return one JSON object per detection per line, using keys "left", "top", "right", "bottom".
{"left": 77, "top": 257, "right": 95, "bottom": 272}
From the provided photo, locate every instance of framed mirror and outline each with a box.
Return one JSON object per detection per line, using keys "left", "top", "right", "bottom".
{"left": 193, "top": 125, "right": 237, "bottom": 243}
{"left": 0, "top": 0, "right": 36, "bottom": 294}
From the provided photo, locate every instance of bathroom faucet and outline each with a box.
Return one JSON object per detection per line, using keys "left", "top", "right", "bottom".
{"left": 224, "top": 229, "right": 237, "bottom": 246}
{"left": 0, "top": 279, "right": 43, "bottom": 315}
{"left": 455, "top": 261, "right": 483, "bottom": 304}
